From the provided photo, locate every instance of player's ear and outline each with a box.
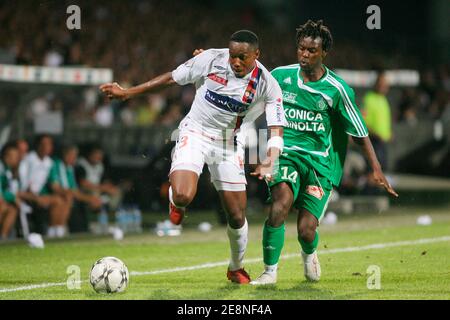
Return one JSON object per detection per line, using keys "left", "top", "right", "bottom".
{"left": 254, "top": 48, "right": 260, "bottom": 60}
{"left": 322, "top": 50, "right": 328, "bottom": 59}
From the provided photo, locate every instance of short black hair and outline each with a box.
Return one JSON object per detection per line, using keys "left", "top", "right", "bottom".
{"left": 1, "top": 141, "right": 18, "bottom": 160}
{"left": 230, "top": 30, "right": 259, "bottom": 49}
{"left": 61, "top": 143, "right": 78, "bottom": 156}
{"left": 296, "top": 20, "right": 333, "bottom": 52}
{"left": 34, "top": 133, "right": 52, "bottom": 149}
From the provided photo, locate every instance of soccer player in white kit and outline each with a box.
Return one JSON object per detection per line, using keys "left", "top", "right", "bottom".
{"left": 100, "top": 30, "right": 286, "bottom": 284}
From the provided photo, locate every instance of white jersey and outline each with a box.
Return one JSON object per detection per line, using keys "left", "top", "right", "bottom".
{"left": 20, "top": 151, "right": 53, "bottom": 194}
{"left": 172, "top": 49, "right": 286, "bottom": 140}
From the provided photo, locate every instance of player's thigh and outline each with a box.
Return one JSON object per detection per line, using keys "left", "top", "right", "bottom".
{"left": 296, "top": 168, "right": 333, "bottom": 223}
{"left": 170, "top": 130, "right": 206, "bottom": 178}
{"left": 269, "top": 182, "right": 295, "bottom": 213}
{"left": 208, "top": 141, "right": 246, "bottom": 190}
{"left": 268, "top": 157, "right": 300, "bottom": 210}
{"left": 169, "top": 130, "right": 207, "bottom": 198}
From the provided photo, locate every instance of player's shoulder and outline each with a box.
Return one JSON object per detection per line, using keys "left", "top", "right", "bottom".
{"left": 200, "top": 48, "right": 228, "bottom": 60}
{"left": 324, "top": 67, "right": 355, "bottom": 95}
{"left": 270, "top": 63, "right": 299, "bottom": 77}
{"left": 254, "top": 61, "right": 282, "bottom": 95}
{"left": 255, "top": 60, "right": 275, "bottom": 80}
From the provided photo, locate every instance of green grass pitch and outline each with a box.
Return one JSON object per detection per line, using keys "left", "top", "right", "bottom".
{"left": 0, "top": 207, "right": 449, "bottom": 300}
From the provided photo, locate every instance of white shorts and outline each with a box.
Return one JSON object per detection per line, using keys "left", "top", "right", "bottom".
{"left": 170, "top": 128, "right": 247, "bottom": 192}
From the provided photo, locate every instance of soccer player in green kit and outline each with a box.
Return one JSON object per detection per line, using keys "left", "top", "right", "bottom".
{"left": 250, "top": 20, "right": 398, "bottom": 285}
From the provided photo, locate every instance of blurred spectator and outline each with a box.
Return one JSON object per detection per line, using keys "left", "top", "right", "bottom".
{"left": 16, "top": 139, "right": 29, "bottom": 160}
{"left": 47, "top": 144, "right": 103, "bottom": 236}
{"left": 136, "top": 95, "right": 165, "bottom": 126}
{"left": 0, "top": 142, "right": 20, "bottom": 239}
{"left": 362, "top": 72, "right": 393, "bottom": 170}
{"left": 159, "top": 103, "right": 183, "bottom": 126}
{"left": 18, "top": 134, "right": 67, "bottom": 238}
{"left": 94, "top": 97, "right": 115, "bottom": 127}
{"left": 397, "top": 88, "right": 418, "bottom": 126}
{"left": 339, "top": 146, "right": 368, "bottom": 195}
{"left": 76, "top": 144, "right": 122, "bottom": 218}
{"left": 44, "top": 48, "right": 64, "bottom": 67}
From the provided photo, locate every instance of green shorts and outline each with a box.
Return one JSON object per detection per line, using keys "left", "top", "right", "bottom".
{"left": 268, "top": 155, "right": 333, "bottom": 222}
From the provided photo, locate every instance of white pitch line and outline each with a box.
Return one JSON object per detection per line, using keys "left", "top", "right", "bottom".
{"left": 0, "top": 235, "right": 449, "bottom": 294}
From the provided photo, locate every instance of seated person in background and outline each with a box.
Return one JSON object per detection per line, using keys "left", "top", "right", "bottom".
{"left": 0, "top": 142, "right": 20, "bottom": 240}
{"left": 76, "top": 144, "right": 122, "bottom": 218}
{"left": 47, "top": 144, "right": 103, "bottom": 236}
{"left": 18, "top": 134, "right": 67, "bottom": 238}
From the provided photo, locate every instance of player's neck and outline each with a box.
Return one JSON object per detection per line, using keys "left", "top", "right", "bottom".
{"left": 301, "top": 65, "right": 325, "bottom": 83}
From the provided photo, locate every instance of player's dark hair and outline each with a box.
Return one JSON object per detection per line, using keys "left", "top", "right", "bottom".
{"left": 1, "top": 141, "right": 18, "bottom": 160}
{"left": 230, "top": 30, "right": 259, "bottom": 49}
{"left": 85, "top": 143, "right": 103, "bottom": 156}
{"left": 296, "top": 20, "right": 333, "bottom": 52}
{"left": 34, "top": 133, "right": 52, "bottom": 149}
{"left": 61, "top": 143, "right": 78, "bottom": 156}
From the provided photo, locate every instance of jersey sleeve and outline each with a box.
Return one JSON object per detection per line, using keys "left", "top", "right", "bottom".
{"left": 264, "top": 75, "right": 287, "bottom": 127}
{"left": 334, "top": 83, "right": 368, "bottom": 137}
{"left": 172, "top": 49, "right": 216, "bottom": 85}
{"left": 0, "top": 174, "right": 15, "bottom": 203}
{"left": 47, "top": 162, "right": 60, "bottom": 186}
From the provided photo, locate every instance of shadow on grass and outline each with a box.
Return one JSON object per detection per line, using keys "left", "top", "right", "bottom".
{"left": 251, "top": 281, "right": 360, "bottom": 300}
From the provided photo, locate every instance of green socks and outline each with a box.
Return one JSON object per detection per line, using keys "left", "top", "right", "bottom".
{"left": 262, "top": 221, "right": 285, "bottom": 266}
{"left": 298, "top": 231, "right": 319, "bottom": 254}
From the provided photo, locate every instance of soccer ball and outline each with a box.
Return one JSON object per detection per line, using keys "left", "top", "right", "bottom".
{"left": 90, "top": 257, "right": 129, "bottom": 293}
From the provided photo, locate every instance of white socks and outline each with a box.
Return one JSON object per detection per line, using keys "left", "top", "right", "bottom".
{"left": 264, "top": 264, "right": 278, "bottom": 274}
{"left": 227, "top": 219, "right": 248, "bottom": 271}
{"left": 47, "top": 226, "right": 66, "bottom": 238}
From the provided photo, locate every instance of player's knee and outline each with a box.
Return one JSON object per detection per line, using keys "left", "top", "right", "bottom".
{"left": 52, "top": 196, "right": 64, "bottom": 207}
{"left": 268, "top": 199, "right": 290, "bottom": 227}
{"left": 268, "top": 204, "right": 289, "bottom": 227}
{"left": 298, "top": 222, "right": 316, "bottom": 243}
{"left": 172, "top": 190, "right": 194, "bottom": 207}
{"left": 226, "top": 207, "right": 246, "bottom": 229}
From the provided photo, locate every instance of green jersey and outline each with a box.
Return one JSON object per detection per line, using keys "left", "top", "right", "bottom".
{"left": 0, "top": 161, "right": 20, "bottom": 204}
{"left": 271, "top": 64, "right": 368, "bottom": 186}
{"left": 48, "top": 158, "right": 78, "bottom": 190}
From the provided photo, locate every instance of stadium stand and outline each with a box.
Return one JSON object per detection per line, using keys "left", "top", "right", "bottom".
{"left": 0, "top": 0, "right": 448, "bottom": 239}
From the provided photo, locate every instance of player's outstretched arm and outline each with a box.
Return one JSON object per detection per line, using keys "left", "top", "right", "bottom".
{"left": 251, "top": 126, "right": 284, "bottom": 181}
{"left": 99, "top": 72, "right": 177, "bottom": 101}
{"left": 352, "top": 136, "right": 398, "bottom": 197}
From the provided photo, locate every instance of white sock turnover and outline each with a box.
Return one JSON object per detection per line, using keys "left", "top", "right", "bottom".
{"left": 227, "top": 219, "right": 248, "bottom": 271}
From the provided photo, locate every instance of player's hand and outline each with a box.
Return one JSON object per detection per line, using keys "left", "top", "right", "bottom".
{"left": 192, "top": 49, "right": 204, "bottom": 57}
{"left": 251, "top": 160, "right": 275, "bottom": 182}
{"left": 99, "top": 82, "right": 129, "bottom": 101}
{"left": 89, "top": 196, "right": 103, "bottom": 210}
{"left": 372, "top": 168, "right": 398, "bottom": 197}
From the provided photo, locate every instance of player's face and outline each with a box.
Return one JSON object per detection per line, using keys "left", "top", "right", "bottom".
{"left": 38, "top": 137, "right": 53, "bottom": 157}
{"left": 229, "top": 41, "right": 260, "bottom": 78}
{"left": 297, "top": 37, "right": 326, "bottom": 71}
{"left": 89, "top": 150, "right": 104, "bottom": 164}
{"left": 16, "top": 140, "right": 29, "bottom": 160}
{"left": 4, "top": 148, "right": 19, "bottom": 169}
{"left": 64, "top": 149, "right": 78, "bottom": 166}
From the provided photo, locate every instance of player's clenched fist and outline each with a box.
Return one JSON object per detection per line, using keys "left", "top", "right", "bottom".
{"left": 99, "top": 82, "right": 129, "bottom": 101}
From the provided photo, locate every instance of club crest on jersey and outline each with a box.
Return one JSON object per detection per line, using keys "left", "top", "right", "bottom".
{"left": 207, "top": 73, "right": 228, "bottom": 86}
{"left": 317, "top": 98, "right": 327, "bottom": 110}
{"left": 306, "top": 185, "right": 324, "bottom": 200}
